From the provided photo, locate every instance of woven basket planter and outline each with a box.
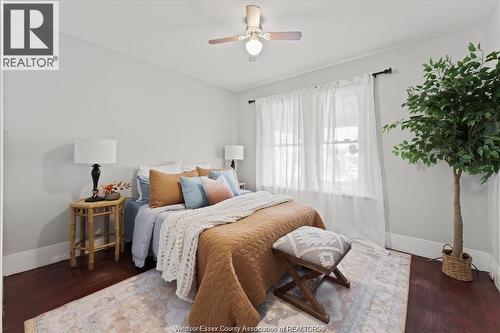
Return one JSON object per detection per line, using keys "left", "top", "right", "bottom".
{"left": 441, "top": 244, "right": 472, "bottom": 282}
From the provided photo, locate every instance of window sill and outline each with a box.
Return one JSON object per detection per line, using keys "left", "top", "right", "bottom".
{"left": 258, "top": 186, "right": 376, "bottom": 201}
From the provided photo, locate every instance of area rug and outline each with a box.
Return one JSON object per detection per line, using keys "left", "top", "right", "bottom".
{"left": 25, "top": 243, "right": 410, "bottom": 333}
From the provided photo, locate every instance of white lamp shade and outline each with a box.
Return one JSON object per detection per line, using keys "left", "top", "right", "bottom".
{"left": 74, "top": 139, "right": 117, "bottom": 164}
{"left": 225, "top": 145, "right": 244, "bottom": 160}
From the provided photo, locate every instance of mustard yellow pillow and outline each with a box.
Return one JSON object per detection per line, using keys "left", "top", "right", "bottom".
{"left": 196, "top": 167, "right": 235, "bottom": 177}
{"left": 196, "top": 167, "right": 220, "bottom": 177}
{"left": 149, "top": 169, "right": 198, "bottom": 208}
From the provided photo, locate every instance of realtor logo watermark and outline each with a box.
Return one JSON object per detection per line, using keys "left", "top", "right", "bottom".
{"left": 1, "top": 1, "right": 59, "bottom": 70}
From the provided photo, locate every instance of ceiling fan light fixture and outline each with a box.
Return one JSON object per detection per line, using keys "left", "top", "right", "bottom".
{"left": 245, "top": 38, "right": 262, "bottom": 56}
{"left": 207, "top": 5, "right": 302, "bottom": 59}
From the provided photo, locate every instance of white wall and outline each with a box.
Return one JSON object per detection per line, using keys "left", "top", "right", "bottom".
{"left": 3, "top": 33, "right": 237, "bottom": 257}
{"left": 486, "top": 1, "right": 500, "bottom": 52}
{"left": 236, "top": 26, "right": 491, "bottom": 254}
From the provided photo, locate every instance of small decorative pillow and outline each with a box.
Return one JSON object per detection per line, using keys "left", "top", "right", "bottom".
{"left": 180, "top": 176, "right": 209, "bottom": 209}
{"left": 201, "top": 176, "right": 234, "bottom": 205}
{"left": 208, "top": 169, "right": 240, "bottom": 196}
{"left": 149, "top": 169, "right": 199, "bottom": 208}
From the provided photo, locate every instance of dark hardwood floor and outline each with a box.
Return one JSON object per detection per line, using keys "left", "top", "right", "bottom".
{"left": 406, "top": 256, "right": 500, "bottom": 333}
{"left": 3, "top": 244, "right": 500, "bottom": 333}
{"left": 3, "top": 243, "right": 156, "bottom": 333}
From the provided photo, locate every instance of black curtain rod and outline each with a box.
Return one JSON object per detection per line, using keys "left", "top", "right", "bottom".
{"left": 248, "top": 67, "right": 392, "bottom": 104}
{"left": 372, "top": 67, "right": 392, "bottom": 77}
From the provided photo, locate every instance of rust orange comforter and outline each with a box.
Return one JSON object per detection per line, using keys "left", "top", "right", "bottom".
{"left": 189, "top": 201, "right": 325, "bottom": 327}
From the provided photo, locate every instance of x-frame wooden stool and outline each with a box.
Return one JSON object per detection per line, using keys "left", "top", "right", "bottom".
{"left": 273, "top": 244, "right": 351, "bottom": 323}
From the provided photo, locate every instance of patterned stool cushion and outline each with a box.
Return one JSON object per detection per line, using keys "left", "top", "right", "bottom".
{"left": 273, "top": 226, "right": 352, "bottom": 268}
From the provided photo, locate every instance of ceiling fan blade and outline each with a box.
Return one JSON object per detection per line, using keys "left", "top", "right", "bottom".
{"left": 246, "top": 5, "right": 261, "bottom": 28}
{"left": 265, "top": 31, "right": 303, "bottom": 41}
{"left": 208, "top": 35, "right": 241, "bottom": 45}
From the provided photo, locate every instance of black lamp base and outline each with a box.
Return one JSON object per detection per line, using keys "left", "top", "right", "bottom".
{"left": 230, "top": 159, "right": 236, "bottom": 169}
{"left": 85, "top": 163, "right": 105, "bottom": 202}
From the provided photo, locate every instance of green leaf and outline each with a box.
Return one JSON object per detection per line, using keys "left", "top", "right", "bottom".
{"left": 383, "top": 42, "right": 500, "bottom": 182}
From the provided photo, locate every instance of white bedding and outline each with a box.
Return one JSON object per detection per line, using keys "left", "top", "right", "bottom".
{"left": 131, "top": 203, "right": 185, "bottom": 267}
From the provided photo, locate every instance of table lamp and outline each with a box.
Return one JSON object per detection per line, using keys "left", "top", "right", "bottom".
{"left": 224, "top": 145, "right": 244, "bottom": 169}
{"left": 74, "top": 139, "right": 117, "bottom": 202}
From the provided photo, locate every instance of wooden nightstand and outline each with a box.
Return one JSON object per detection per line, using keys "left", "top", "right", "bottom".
{"left": 69, "top": 196, "right": 126, "bottom": 270}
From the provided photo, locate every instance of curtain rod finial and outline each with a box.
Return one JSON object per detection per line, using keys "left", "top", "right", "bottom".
{"left": 372, "top": 67, "right": 393, "bottom": 77}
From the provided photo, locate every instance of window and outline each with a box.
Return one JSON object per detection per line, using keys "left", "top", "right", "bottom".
{"left": 256, "top": 74, "right": 386, "bottom": 248}
{"left": 320, "top": 87, "right": 359, "bottom": 193}
{"left": 266, "top": 87, "right": 360, "bottom": 194}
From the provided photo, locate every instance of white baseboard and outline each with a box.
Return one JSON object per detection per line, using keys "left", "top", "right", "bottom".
{"left": 490, "top": 258, "right": 500, "bottom": 291}
{"left": 3, "top": 237, "right": 108, "bottom": 276}
{"left": 386, "top": 232, "right": 491, "bottom": 272}
{"left": 3, "top": 241, "right": 70, "bottom": 276}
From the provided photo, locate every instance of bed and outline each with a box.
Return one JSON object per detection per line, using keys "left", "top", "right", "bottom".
{"left": 129, "top": 191, "right": 325, "bottom": 327}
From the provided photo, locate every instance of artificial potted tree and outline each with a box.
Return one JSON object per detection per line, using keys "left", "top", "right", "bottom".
{"left": 384, "top": 43, "right": 499, "bottom": 281}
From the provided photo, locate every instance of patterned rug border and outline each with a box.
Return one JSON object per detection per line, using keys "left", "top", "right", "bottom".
{"left": 390, "top": 247, "right": 411, "bottom": 333}
{"left": 24, "top": 245, "right": 411, "bottom": 332}
{"left": 23, "top": 271, "right": 157, "bottom": 333}
{"left": 381, "top": 247, "right": 411, "bottom": 333}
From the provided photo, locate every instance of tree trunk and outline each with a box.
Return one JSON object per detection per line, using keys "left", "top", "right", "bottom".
{"left": 451, "top": 169, "right": 463, "bottom": 257}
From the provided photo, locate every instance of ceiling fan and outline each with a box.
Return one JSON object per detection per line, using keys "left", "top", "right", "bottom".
{"left": 208, "top": 5, "right": 302, "bottom": 60}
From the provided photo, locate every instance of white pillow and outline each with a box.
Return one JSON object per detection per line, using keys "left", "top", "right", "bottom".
{"left": 136, "top": 162, "right": 182, "bottom": 200}
{"left": 181, "top": 162, "right": 210, "bottom": 172}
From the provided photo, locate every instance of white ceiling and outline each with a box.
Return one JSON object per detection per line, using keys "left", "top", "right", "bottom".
{"left": 60, "top": 0, "right": 498, "bottom": 92}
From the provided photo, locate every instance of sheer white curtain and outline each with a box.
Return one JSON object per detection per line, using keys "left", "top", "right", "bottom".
{"left": 488, "top": 176, "right": 500, "bottom": 288}
{"left": 256, "top": 74, "right": 386, "bottom": 248}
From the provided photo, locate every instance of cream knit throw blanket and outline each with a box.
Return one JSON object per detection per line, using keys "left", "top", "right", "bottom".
{"left": 156, "top": 191, "right": 293, "bottom": 302}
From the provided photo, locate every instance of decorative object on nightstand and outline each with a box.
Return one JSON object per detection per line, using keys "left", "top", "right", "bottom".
{"left": 69, "top": 196, "right": 126, "bottom": 270}
{"left": 101, "top": 181, "right": 131, "bottom": 201}
{"left": 74, "top": 139, "right": 117, "bottom": 202}
{"left": 225, "top": 145, "right": 244, "bottom": 169}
